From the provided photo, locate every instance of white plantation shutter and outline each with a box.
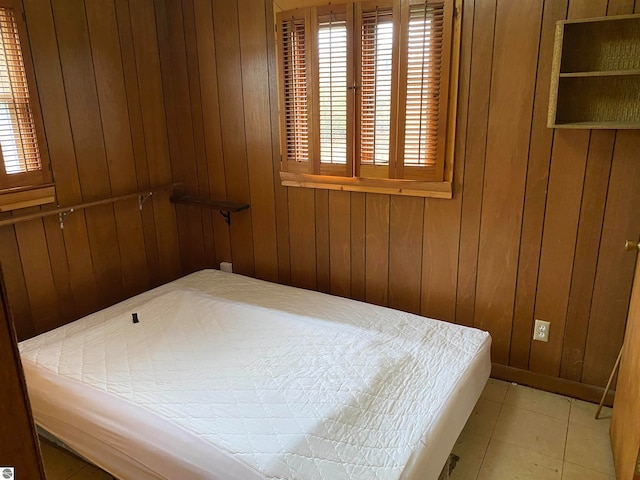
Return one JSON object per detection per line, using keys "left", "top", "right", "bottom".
{"left": 0, "top": 7, "right": 41, "bottom": 177}
{"left": 403, "top": 1, "right": 443, "bottom": 167}
{"left": 360, "top": 7, "right": 394, "bottom": 168}
{"left": 280, "top": 14, "right": 310, "bottom": 168}
{"left": 318, "top": 14, "right": 348, "bottom": 165}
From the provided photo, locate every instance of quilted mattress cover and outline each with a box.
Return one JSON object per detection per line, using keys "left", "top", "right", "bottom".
{"left": 19, "top": 270, "right": 491, "bottom": 480}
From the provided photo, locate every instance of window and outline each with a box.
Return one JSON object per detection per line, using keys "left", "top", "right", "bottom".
{"left": 276, "top": 0, "right": 460, "bottom": 198}
{"left": 0, "top": 1, "right": 53, "bottom": 209}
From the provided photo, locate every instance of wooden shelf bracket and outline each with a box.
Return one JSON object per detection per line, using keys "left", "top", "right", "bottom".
{"left": 169, "top": 194, "right": 250, "bottom": 226}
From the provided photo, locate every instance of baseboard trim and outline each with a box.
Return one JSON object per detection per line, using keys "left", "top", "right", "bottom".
{"left": 491, "top": 363, "right": 615, "bottom": 407}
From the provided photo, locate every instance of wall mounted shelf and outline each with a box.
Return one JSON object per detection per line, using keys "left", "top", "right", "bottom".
{"left": 548, "top": 14, "right": 640, "bottom": 129}
{"left": 170, "top": 195, "right": 250, "bottom": 226}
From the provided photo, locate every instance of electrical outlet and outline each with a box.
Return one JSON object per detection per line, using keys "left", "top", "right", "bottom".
{"left": 220, "top": 262, "right": 233, "bottom": 273}
{"left": 533, "top": 319, "right": 550, "bottom": 342}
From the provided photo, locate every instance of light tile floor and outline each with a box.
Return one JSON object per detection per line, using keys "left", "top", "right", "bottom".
{"left": 41, "top": 380, "right": 615, "bottom": 480}
{"left": 452, "top": 379, "right": 615, "bottom": 480}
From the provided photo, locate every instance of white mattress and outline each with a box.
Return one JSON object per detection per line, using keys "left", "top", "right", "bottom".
{"left": 19, "top": 270, "right": 491, "bottom": 480}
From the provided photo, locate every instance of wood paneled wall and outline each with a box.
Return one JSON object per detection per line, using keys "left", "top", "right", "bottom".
{"left": 160, "top": 0, "right": 640, "bottom": 390}
{"left": 3, "top": 0, "right": 638, "bottom": 394}
{"left": 1, "top": 0, "right": 181, "bottom": 340}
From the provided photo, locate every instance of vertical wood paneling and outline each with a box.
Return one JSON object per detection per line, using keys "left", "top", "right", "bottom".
{"left": 289, "top": 189, "right": 316, "bottom": 290}
{"left": 389, "top": 197, "right": 423, "bottom": 314}
{"left": 265, "top": 0, "right": 291, "bottom": 286}
{"left": 42, "top": 217, "right": 75, "bottom": 322}
{"left": 525, "top": 0, "right": 606, "bottom": 377}
{"left": 238, "top": 0, "right": 279, "bottom": 282}
{"left": 473, "top": 0, "right": 543, "bottom": 364}
{"left": 568, "top": 0, "right": 607, "bottom": 16}
{"left": 315, "top": 190, "right": 331, "bottom": 293}
{"left": 211, "top": 0, "right": 254, "bottom": 276}
{"left": 155, "top": 0, "right": 206, "bottom": 274}
{"left": 53, "top": 0, "right": 124, "bottom": 307}
{"left": 4, "top": 0, "right": 181, "bottom": 340}
{"left": 7, "top": 0, "right": 638, "bottom": 402}
{"left": 193, "top": 0, "right": 231, "bottom": 267}
{"left": 115, "top": 0, "right": 162, "bottom": 285}
{"left": 288, "top": 188, "right": 316, "bottom": 290}
{"left": 329, "top": 191, "right": 351, "bottom": 298}
{"left": 15, "top": 220, "right": 58, "bottom": 332}
{"left": 560, "top": 132, "right": 614, "bottom": 381}
{"left": 129, "top": 0, "right": 181, "bottom": 283}
{"left": 365, "top": 194, "right": 390, "bottom": 306}
{"left": 607, "top": 0, "right": 635, "bottom": 14}
{"left": 422, "top": 0, "right": 474, "bottom": 325}
{"left": 510, "top": 0, "right": 567, "bottom": 370}
{"left": 61, "top": 216, "right": 99, "bottom": 318}
{"left": 530, "top": 131, "right": 589, "bottom": 376}
{"left": 24, "top": 0, "right": 98, "bottom": 317}
{"left": 423, "top": 197, "right": 461, "bottom": 323}
{"left": 182, "top": 0, "right": 216, "bottom": 268}
{"left": 86, "top": 0, "right": 150, "bottom": 295}
{"left": 455, "top": 0, "right": 496, "bottom": 327}
{"left": 350, "top": 193, "right": 366, "bottom": 301}
{"left": 23, "top": 0, "right": 82, "bottom": 204}
{"left": 155, "top": 0, "right": 640, "bottom": 393}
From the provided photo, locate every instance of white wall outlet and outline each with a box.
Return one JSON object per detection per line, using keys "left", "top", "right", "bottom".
{"left": 220, "top": 262, "right": 233, "bottom": 273}
{"left": 533, "top": 319, "right": 550, "bottom": 342}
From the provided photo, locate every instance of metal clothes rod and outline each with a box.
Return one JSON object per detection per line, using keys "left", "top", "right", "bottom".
{"left": 0, "top": 183, "right": 180, "bottom": 229}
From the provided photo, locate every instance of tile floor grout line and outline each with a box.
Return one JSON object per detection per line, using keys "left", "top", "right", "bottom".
{"left": 500, "top": 403, "right": 571, "bottom": 422}
{"left": 475, "top": 436, "right": 494, "bottom": 480}
{"left": 475, "top": 394, "right": 508, "bottom": 479}
{"left": 561, "top": 399, "right": 573, "bottom": 479}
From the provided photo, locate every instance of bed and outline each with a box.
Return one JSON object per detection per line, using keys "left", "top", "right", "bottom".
{"left": 19, "top": 269, "right": 491, "bottom": 480}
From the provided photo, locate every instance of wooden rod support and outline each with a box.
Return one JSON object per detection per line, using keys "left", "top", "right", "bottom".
{"left": 0, "top": 183, "right": 180, "bottom": 228}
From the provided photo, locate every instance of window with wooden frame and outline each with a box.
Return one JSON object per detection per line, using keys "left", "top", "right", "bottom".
{"left": 0, "top": 0, "right": 54, "bottom": 211}
{"left": 276, "top": 0, "right": 460, "bottom": 198}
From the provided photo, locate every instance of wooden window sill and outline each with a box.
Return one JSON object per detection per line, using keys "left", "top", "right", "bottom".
{"left": 280, "top": 172, "right": 452, "bottom": 199}
{"left": 0, "top": 184, "right": 56, "bottom": 212}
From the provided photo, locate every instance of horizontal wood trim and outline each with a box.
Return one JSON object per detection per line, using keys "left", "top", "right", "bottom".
{"left": 0, "top": 183, "right": 179, "bottom": 227}
{"left": 557, "top": 12, "right": 640, "bottom": 25}
{"left": 492, "top": 363, "right": 615, "bottom": 407}
{"left": 559, "top": 70, "right": 640, "bottom": 77}
{"left": 550, "top": 122, "right": 640, "bottom": 129}
{"left": 0, "top": 184, "right": 55, "bottom": 212}
{"left": 281, "top": 171, "right": 453, "bottom": 198}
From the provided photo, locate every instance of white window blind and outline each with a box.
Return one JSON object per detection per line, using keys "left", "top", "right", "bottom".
{"left": 403, "top": 0, "right": 445, "bottom": 168}
{"left": 0, "top": 7, "right": 41, "bottom": 176}
{"left": 281, "top": 17, "right": 309, "bottom": 164}
{"left": 318, "top": 15, "right": 347, "bottom": 165}
{"left": 360, "top": 8, "right": 393, "bottom": 167}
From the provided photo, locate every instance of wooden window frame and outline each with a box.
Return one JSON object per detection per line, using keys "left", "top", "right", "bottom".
{"left": 0, "top": 0, "right": 54, "bottom": 210}
{"left": 275, "top": 0, "right": 461, "bottom": 199}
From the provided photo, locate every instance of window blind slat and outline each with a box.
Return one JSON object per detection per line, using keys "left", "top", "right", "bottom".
{"left": 282, "top": 17, "right": 310, "bottom": 164}
{"left": 360, "top": 8, "right": 393, "bottom": 167}
{"left": 318, "top": 14, "right": 347, "bottom": 165}
{"left": 0, "top": 8, "right": 41, "bottom": 176}
{"left": 402, "top": 0, "right": 445, "bottom": 168}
